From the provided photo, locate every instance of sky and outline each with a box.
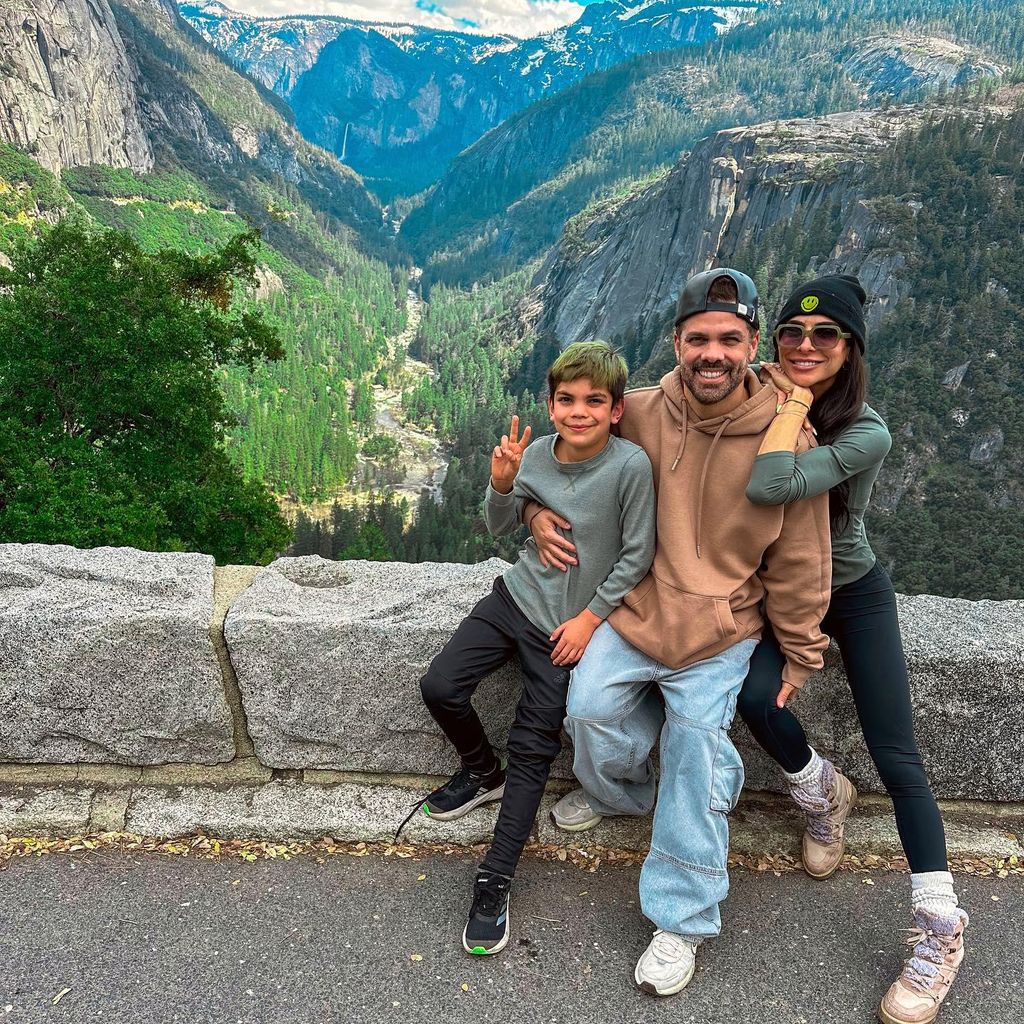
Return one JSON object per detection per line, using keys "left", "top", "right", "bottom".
{"left": 210, "top": 1, "right": 605, "bottom": 37}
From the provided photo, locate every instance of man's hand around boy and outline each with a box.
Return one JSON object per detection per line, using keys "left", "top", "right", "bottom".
{"left": 490, "top": 414, "right": 533, "bottom": 494}
{"left": 550, "top": 608, "right": 602, "bottom": 666}
{"left": 527, "top": 505, "right": 577, "bottom": 571}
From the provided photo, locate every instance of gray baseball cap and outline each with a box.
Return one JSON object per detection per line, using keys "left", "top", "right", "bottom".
{"left": 674, "top": 268, "right": 760, "bottom": 328}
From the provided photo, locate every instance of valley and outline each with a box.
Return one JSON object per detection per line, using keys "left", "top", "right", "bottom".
{"left": 1, "top": 0, "right": 1023, "bottom": 596}
{"left": 367, "top": 272, "right": 449, "bottom": 510}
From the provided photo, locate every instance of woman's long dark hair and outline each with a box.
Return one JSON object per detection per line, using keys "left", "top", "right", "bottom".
{"left": 774, "top": 339, "right": 867, "bottom": 535}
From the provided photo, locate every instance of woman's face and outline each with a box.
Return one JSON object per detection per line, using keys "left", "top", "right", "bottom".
{"left": 777, "top": 314, "right": 850, "bottom": 394}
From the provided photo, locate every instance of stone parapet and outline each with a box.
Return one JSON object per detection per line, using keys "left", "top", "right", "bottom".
{"left": 0, "top": 544, "right": 234, "bottom": 765}
{"left": 2, "top": 546, "right": 1022, "bottom": 805}
{"left": 223, "top": 556, "right": 550, "bottom": 774}
{"left": 736, "top": 593, "right": 1024, "bottom": 802}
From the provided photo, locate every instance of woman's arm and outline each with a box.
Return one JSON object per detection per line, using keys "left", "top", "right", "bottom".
{"left": 757, "top": 400, "right": 813, "bottom": 457}
{"left": 756, "top": 363, "right": 815, "bottom": 458}
{"left": 747, "top": 416, "right": 892, "bottom": 506}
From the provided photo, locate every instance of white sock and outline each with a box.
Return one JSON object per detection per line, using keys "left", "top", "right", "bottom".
{"left": 911, "top": 870, "right": 958, "bottom": 914}
{"left": 784, "top": 747, "right": 824, "bottom": 790}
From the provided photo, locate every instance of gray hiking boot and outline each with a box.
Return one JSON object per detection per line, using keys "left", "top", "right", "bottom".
{"left": 878, "top": 907, "right": 968, "bottom": 1024}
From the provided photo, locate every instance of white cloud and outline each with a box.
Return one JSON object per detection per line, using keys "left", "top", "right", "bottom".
{"left": 212, "top": 2, "right": 589, "bottom": 38}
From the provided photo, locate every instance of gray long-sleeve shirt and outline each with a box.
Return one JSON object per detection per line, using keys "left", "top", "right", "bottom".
{"left": 484, "top": 433, "right": 656, "bottom": 635}
{"left": 745, "top": 402, "right": 892, "bottom": 589}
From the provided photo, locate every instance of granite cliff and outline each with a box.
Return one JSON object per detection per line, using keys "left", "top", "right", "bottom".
{"left": 0, "top": 0, "right": 382, "bottom": 230}
{"left": 523, "top": 95, "right": 1024, "bottom": 596}
{"left": 531, "top": 101, "right": 1012, "bottom": 365}
{"left": 0, "top": 0, "right": 153, "bottom": 175}
{"left": 843, "top": 34, "right": 1007, "bottom": 98}
{"left": 110, "top": 0, "right": 380, "bottom": 231}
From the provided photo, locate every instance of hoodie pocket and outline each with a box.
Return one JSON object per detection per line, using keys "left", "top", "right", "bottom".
{"left": 621, "top": 573, "right": 737, "bottom": 669}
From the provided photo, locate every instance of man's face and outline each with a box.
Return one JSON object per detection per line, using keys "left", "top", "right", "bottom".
{"left": 674, "top": 311, "right": 759, "bottom": 405}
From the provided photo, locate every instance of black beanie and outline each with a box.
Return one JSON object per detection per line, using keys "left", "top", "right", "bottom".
{"left": 776, "top": 274, "right": 867, "bottom": 352}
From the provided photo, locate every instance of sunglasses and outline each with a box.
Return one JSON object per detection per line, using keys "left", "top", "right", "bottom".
{"left": 773, "top": 322, "right": 850, "bottom": 350}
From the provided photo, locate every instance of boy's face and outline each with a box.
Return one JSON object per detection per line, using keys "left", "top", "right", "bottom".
{"left": 547, "top": 377, "right": 624, "bottom": 460}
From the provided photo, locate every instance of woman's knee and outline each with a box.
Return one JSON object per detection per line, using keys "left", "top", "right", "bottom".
{"left": 872, "top": 746, "right": 932, "bottom": 797}
{"left": 736, "top": 678, "right": 776, "bottom": 730}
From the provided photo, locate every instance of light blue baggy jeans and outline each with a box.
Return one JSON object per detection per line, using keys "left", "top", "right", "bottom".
{"left": 565, "top": 621, "right": 757, "bottom": 941}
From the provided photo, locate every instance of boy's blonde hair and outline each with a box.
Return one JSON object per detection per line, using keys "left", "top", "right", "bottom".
{"left": 547, "top": 341, "right": 629, "bottom": 405}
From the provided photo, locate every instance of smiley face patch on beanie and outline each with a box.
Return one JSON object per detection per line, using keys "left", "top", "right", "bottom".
{"left": 800, "top": 295, "right": 820, "bottom": 312}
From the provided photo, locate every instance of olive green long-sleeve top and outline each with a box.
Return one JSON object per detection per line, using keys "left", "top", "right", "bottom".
{"left": 745, "top": 403, "right": 892, "bottom": 590}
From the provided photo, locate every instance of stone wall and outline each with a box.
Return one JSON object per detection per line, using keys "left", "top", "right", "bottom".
{"left": 2, "top": 544, "right": 1022, "bottom": 803}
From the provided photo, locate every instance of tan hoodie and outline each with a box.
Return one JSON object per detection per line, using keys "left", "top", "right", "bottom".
{"left": 608, "top": 367, "right": 832, "bottom": 688}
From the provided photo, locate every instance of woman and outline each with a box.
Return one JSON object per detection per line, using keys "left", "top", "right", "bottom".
{"left": 741, "top": 274, "right": 966, "bottom": 1024}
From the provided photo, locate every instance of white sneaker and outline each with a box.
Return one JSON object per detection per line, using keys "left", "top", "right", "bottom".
{"left": 634, "top": 929, "right": 698, "bottom": 996}
{"left": 549, "top": 788, "right": 602, "bottom": 831}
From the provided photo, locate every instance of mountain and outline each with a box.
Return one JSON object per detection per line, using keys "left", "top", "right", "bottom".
{"left": 179, "top": 1, "right": 765, "bottom": 196}
{"left": 177, "top": 1, "right": 500, "bottom": 99}
{"left": 401, "top": 0, "right": 1018, "bottom": 286}
{"left": 526, "top": 101, "right": 1002, "bottom": 366}
{"left": 114, "top": 0, "right": 382, "bottom": 236}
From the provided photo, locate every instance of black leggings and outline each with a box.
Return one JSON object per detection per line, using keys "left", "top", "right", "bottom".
{"left": 738, "top": 561, "right": 948, "bottom": 873}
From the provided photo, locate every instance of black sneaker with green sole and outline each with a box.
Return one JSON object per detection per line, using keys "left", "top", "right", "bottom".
{"left": 422, "top": 762, "right": 505, "bottom": 821}
{"left": 463, "top": 871, "right": 512, "bottom": 955}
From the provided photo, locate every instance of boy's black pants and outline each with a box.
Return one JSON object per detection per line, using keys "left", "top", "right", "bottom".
{"left": 420, "top": 577, "right": 572, "bottom": 878}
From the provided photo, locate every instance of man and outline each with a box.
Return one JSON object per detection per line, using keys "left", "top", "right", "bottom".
{"left": 526, "top": 269, "right": 832, "bottom": 995}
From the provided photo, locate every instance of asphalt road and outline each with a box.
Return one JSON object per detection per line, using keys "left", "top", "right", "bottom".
{"left": 0, "top": 849, "right": 1019, "bottom": 1024}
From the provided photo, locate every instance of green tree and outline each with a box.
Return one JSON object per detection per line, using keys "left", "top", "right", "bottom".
{"left": 341, "top": 522, "right": 392, "bottom": 561}
{"left": 0, "top": 221, "right": 291, "bottom": 563}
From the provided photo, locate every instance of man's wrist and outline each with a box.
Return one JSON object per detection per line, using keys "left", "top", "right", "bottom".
{"left": 489, "top": 475, "right": 514, "bottom": 495}
{"left": 525, "top": 503, "right": 547, "bottom": 530}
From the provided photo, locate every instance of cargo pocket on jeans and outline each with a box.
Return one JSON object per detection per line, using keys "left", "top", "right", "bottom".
{"left": 709, "top": 734, "right": 744, "bottom": 813}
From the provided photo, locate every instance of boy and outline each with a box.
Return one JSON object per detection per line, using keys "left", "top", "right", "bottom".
{"left": 416, "top": 341, "right": 656, "bottom": 955}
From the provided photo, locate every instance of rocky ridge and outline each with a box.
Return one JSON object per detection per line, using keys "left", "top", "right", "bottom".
{"left": 527, "top": 93, "right": 1024, "bottom": 589}
{"left": 531, "top": 101, "right": 1013, "bottom": 364}
{"left": 843, "top": 33, "right": 1007, "bottom": 97}
{"left": 0, "top": 0, "right": 382, "bottom": 230}
{"left": 110, "top": 0, "right": 380, "bottom": 229}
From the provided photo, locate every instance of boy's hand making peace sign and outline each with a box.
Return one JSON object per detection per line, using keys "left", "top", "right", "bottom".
{"left": 490, "top": 415, "right": 532, "bottom": 494}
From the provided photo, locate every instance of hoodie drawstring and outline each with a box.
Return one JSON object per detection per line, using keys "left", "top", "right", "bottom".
{"left": 694, "top": 416, "right": 732, "bottom": 560}
{"left": 670, "top": 425, "right": 686, "bottom": 472}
